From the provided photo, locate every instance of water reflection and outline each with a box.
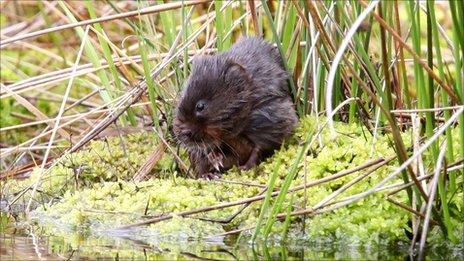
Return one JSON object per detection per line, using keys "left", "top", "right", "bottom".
{"left": 0, "top": 227, "right": 407, "bottom": 260}
{"left": 1, "top": 213, "right": 462, "bottom": 260}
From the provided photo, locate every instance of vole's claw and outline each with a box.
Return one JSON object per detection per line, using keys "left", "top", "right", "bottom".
{"left": 208, "top": 151, "right": 224, "bottom": 171}
{"left": 213, "top": 162, "right": 220, "bottom": 171}
{"left": 201, "top": 172, "right": 221, "bottom": 180}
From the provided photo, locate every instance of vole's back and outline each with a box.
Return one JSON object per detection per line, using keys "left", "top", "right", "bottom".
{"left": 223, "top": 37, "right": 297, "bottom": 155}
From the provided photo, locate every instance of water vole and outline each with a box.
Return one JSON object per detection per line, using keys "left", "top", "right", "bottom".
{"left": 173, "top": 37, "right": 298, "bottom": 179}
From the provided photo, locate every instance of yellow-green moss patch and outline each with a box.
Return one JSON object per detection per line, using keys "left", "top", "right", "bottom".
{"left": 5, "top": 116, "right": 462, "bottom": 246}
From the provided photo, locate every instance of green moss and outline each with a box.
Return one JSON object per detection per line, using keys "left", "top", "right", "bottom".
{"left": 0, "top": 66, "right": 20, "bottom": 82}
{"left": 4, "top": 116, "right": 462, "bottom": 248}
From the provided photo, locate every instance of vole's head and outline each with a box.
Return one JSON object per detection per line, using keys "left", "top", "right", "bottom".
{"left": 173, "top": 55, "right": 252, "bottom": 149}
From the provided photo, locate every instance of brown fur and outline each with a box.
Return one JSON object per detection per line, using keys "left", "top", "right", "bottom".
{"left": 173, "top": 37, "right": 298, "bottom": 178}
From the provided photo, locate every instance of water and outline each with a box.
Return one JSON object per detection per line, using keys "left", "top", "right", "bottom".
{"left": 2, "top": 213, "right": 463, "bottom": 260}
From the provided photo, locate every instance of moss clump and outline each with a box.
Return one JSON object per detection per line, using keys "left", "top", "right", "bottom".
{"left": 3, "top": 132, "right": 160, "bottom": 199}
{"left": 5, "top": 116, "right": 462, "bottom": 250}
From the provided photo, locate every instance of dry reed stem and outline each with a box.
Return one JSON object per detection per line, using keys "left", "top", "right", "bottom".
{"left": 391, "top": 106, "right": 464, "bottom": 114}
{"left": 132, "top": 143, "right": 166, "bottom": 181}
{"left": 26, "top": 25, "right": 91, "bottom": 213}
{"left": 386, "top": 197, "right": 438, "bottom": 226}
{"left": 418, "top": 141, "right": 447, "bottom": 259}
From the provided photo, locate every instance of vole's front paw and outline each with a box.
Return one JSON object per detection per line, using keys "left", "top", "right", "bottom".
{"left": 207, "top": 151, "right": 224, "bottom": 171}
{"left": 200, "top": 172, "right": 222, "bottom": 180}
{"left": 239, "top": 147, "right": 259, "bottom": 171}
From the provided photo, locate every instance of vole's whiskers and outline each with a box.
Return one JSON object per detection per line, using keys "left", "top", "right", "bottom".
{"left": 217, "top": 137, "right": 240, "bottom": 158}
{"left": 214, "top": 143, "right": 226, "bottom": 160}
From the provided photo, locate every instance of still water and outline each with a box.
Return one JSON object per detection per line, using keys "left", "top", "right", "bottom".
{"left": 3, "top": 215, "right": 463, "bottom": 260}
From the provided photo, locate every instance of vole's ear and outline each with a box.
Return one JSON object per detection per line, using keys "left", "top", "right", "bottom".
{"left": 223, "top": 60, "right": 250, "bottom": 90}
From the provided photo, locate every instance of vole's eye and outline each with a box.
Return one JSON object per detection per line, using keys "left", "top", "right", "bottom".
{"left": 195, "top": 100, "right": 206, "bottom": 112}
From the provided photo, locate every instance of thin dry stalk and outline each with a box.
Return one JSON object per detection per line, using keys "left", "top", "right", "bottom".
{"left": 198, "top": 188, "right": 267, "bottom": 224}
{"left": 386, "top": 197, "right": 438, "bottom": 226}
{"left": 154, "top": 128, "right": 190, "bottom": 176}
{"left": 25, "top": 25, "right": 90, "bottom": 213}
{"left": 391, "top": 106, "right": 464, "bottom": 113}
{"left": 248, "top": 0, "right": 260, "bottom": 37}
{"left": 411, "top": 113, "right": 428, "bottom": 191}
{"left": 204, "top": 226, "right": 254, "bottom": 239}
{"left": 418, "top": 141, "right": 447, "bottom": 259}
{"left": 213, "top": 179, "right": 267, "bottom": 188}
{"left": 132, "top": 143, "right": 165, "bottom": 181}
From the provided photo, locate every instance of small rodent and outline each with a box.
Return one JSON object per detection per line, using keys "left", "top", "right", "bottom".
{"left": 173, "top": 37, "right": 298, "bottom": 179}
